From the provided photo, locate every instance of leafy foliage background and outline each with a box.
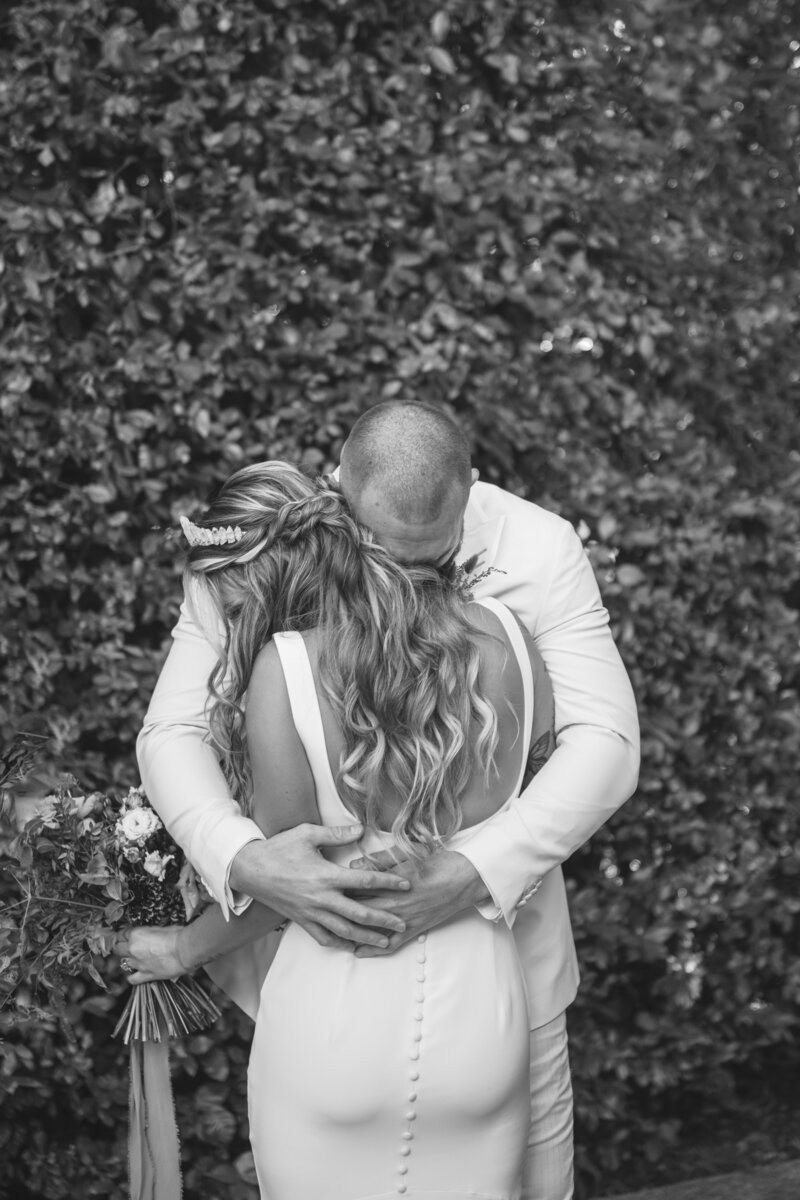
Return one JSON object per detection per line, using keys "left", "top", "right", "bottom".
{"left": 1, "top": 0, "right": 799, "bottom": 1196}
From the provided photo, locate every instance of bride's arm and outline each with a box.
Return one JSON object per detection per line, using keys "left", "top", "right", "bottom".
{"left": 118, "top": 641, "right": 325, "bottom": 982}
{"left": 119, "top": 898, "right": 286, "bottom": 985}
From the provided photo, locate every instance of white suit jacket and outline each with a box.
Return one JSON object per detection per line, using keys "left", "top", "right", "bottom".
{"left": 137, "top": 481, "right": 640, "bottom": 1028}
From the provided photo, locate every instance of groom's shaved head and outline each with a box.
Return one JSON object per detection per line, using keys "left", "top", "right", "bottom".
{"left": 340, "top": 401, "right": 472, "bottom": 522}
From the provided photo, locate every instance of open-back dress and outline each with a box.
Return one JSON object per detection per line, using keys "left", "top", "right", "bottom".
{"left": 247, "top": 598, "right": 534, "bottom": 1200}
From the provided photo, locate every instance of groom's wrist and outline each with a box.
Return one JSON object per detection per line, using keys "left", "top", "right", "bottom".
{"left": 228, "top": 837, "right": 268, "bottom": 897}
{"left": 446, "top": 850, "right": 492, "bottom": 909}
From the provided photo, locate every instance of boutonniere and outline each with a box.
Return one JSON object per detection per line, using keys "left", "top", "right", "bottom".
{"left": 453, "top": 552, "right": 506, "bottom": 600}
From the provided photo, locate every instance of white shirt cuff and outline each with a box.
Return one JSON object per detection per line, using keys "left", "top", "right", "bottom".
{"left": 213, "top": 832, "right": 267, "bottom": 920}
{"left": 454, "top": 805, "right": 544, "bottom": 928}
{"left": 473, "top": 879, "right": 544, "bottom": 928}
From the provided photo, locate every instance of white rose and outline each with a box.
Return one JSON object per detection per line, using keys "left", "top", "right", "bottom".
{"left": 143, "top": 851, "right": 174, "bottom": 881}
{"left": 117, "top": 807, "right": 162, "bottom": 844}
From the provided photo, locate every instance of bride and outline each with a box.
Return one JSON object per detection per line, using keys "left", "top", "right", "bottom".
{"left": 121, "top": 459, "right": 554, "bottom": 1200}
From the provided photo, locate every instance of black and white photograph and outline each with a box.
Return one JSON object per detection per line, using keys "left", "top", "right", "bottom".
{"left": 1, "top": 2, "right": 798, "bottom": 1199}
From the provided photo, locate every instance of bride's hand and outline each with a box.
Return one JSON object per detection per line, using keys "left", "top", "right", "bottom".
{"left": 349, "top": 847, "right": 408, "bottom": 874}
{"left": 115, "top": 926, "right": 187, "bottom": 985}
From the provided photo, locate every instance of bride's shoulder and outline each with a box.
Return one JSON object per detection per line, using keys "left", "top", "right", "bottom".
{"left": 464, "top": 603, "right": 525, "bottom": 715}
{"left": 464, "top": 599, "right": 521, "bottom": 639}
{"left": 250, "top": 638, "right": 284, "bottom": 692}
{"left": 464, "top": 598, "right": 503, "bottom": 632}
{"left": 252, "top": 626, "right": 322, "bottom": 678}
{"left": 465, "top": 600, "right": 535, "bottom": 680}
{"left": 465, "top": 600, "right": 514, "bottom": 661}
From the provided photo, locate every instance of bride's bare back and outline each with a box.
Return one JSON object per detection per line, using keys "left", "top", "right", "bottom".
{"left": 303, "top": 601, "right": 542, "bottom": 834}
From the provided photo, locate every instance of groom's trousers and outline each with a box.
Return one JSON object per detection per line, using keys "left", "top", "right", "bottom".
{"left": 522, "top": 1012, "right": 574, "bottom": 1200}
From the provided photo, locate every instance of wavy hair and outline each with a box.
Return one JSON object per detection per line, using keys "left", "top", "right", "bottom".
{"left": 318, "top": 551, "right": 500, "bottom": 861}
{"left": 184, "top": 462, "right": 499, "bottom": 857}
{"left": 183, "top": 461, "right": 340, "bottom": 801}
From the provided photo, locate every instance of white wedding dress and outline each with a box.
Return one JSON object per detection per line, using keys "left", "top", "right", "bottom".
{"left": 247, "top": 599, "right": 534, "bottom": 1200}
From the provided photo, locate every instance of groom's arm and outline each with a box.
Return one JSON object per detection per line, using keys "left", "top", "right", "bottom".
{"left": 457, "top": 517, "right": 640, "bottom": 924}
{"left": 136, "top": 589, "right": 268, "bottom": 918}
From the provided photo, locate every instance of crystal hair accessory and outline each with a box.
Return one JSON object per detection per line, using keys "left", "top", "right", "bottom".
{"left": 179, "top": 516, "right": 244, "bottom": 547}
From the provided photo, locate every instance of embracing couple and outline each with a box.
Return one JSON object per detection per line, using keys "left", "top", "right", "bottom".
{"left": 122, "top": 401, "right": 639, "bottom": 1200}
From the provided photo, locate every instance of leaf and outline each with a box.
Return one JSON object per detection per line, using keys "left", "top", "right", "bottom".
{"left": 104, "top": 901, "right": 127, "bottom": 924}
{"left": 105, "top": 877, "right": 123, "bottom": 901}
{"left": 0, "top": 733, "right": 50, "bottom": 789}
{"left": 85, "top": 960, "right": 107, "bottom": 988}
{"left": 616, "top": 564, "right": 645, "bottom": 587}
{"left": 427, "top": 46, "right": 456, "bottom": 76}
{"left": 431, "top": 11, "right": 450, "bottom": 41}
{"left": 638, "top": 333, "right": 655, "bottom": 361}
{"left": 234, "top": 1152, "right": 258, "bottom": 1185}
{"left": 84, "top": 483, "right": 117, "bottom": 505}
{"left": 81, "top": 992, "right": 116, "bottom": 1014}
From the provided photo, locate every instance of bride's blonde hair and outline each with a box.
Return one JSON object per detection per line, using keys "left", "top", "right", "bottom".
{"left": 184, "top": 462, "right": 498, "bottom": 859}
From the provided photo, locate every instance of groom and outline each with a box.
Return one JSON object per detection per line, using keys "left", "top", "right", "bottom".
{"left": 138, "top": 400, "right": 639, "bottom": 1199}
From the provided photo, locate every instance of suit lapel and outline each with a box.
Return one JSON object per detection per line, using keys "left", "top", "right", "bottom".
{"left": 461, "top": 495, "right": 506, "bottom": 574}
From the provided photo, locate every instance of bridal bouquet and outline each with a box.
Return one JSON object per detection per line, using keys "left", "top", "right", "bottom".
{"left": 1, "top": 737, "right": 221, "bottom": 1200}
{"left": 1, "top": 758, "right": 219, "bottom": 1043}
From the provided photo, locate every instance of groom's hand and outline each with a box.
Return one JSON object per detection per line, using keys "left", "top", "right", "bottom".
{"left": 229, "top": 824, "right": 412, "bottom": 951}
{"left": 349, "top": 849, "right": 491, "bottom": 957}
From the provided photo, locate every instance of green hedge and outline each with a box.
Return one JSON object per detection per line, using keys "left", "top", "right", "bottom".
{"left": 2, "top": 0, "right": 799, "bottom": 1195}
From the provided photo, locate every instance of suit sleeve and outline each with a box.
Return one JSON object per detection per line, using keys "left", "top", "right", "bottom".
{"left": 136, "top": 581, "right": 266, "bottom": 918}
{"left": 456, "top": 518, "right": 640, "bottom": 925}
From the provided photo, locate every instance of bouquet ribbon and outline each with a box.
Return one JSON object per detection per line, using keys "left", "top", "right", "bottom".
{"left": 128, "top": 1039, "right": 182, "bottom": 1200}
{"left": 115, "top": 975, "right": 220, "bottom": 1200}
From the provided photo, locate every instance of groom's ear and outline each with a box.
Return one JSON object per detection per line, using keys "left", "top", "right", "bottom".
{"left": 470, "top": 468, "right": 480, "bottom": 487}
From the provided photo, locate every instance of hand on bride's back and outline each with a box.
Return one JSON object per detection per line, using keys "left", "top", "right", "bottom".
{"left": 348, "top": 848, "right": 490, "bottom": 957}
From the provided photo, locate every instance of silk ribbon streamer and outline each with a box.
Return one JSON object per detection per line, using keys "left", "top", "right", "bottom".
{"left": 128, "top": 1039, "right": 182, "bottom": 1200}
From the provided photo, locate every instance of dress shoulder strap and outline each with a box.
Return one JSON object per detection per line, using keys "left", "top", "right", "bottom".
{"left": 271, "top": 632, "right": 353, "bottom": 827}
{"left": 271, "top": 632, "right": 319, "bottom": 749}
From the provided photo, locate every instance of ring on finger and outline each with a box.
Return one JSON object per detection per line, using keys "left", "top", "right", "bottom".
{"left": 120, "top": 957, "right": 134, "bottom": 974}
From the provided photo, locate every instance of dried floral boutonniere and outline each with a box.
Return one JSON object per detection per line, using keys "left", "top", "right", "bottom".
{"left": 452, "top": 552, "right": 506, "bottom": 600}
